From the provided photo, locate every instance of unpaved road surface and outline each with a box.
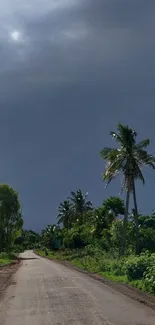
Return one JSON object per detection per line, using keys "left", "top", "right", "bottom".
{"left": 0, "top": 251, "right": 155, "bottom": 325}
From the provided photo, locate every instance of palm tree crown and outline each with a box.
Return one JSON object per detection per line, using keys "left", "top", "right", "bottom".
{"left": 100, "top": 124, "right": 155, "bottom": 190}
{"left": 69, "top": 189, "right": 93, "bottom": 214}
{"left": 57, "top": 200, "right": 72, "bottom": 229}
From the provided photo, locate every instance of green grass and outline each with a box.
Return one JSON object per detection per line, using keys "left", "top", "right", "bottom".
{"left": 99, "top": 272, "right": 144, "bottom": 291}
{"left": 36, "top": 250, "right": 59, "bottom": 260}
{"left": 0, "top": 253, "right": 16, "bottom": 267}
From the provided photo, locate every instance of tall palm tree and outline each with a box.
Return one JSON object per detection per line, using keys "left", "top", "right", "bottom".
{"left": 69, "top": 189, "right": 93, "bottom": 224}
{"left": 100, "top": 123, "right": 155, "bottom": 255}
{"left": 57, "top": 200, "right": 72, "bottom": 229}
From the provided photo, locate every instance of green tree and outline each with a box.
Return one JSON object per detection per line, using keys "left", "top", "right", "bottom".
{"left": 41, "top": 225, "right": 62, "bottom": 250}
{"left": 22, "top": 230, "right": 40, "bottom": 249}
{"left": 103, "top": 196, "right": 125, "bottom": 217}
{"left": 100, "top": 123, "right": 155, "bottom": 255}
{"left": 63, "top": 224, "right": 92, "bottom": 249}
{"left": 138, "top": 212, "right": 155, "bottom": 230}
{"left": 139, "top": 227, "right": 155, "bottom": 253}
{"left": 110, "top": 220, "right": 135, "bottom": 252}
{"left": 69, "top": 189, "right": 93, "bottom": 224}
{"left": 92, "top": 206, "right": 115, "bottom": 238}
{"left": 0, "top": 184, "right": 23, "bottom": 252}
{"left": 57, "top": 200, "right": 72, "bottom": 229}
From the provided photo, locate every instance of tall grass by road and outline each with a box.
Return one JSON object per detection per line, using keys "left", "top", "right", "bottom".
{"left": 0, "top": 253, "right": 17, "bottom": 267}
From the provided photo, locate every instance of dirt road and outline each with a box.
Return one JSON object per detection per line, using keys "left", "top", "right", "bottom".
{"left": 0, "top": 251, "right": 155, "bottom": 325}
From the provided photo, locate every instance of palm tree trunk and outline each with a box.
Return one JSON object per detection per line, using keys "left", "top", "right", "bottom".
{"left": 132, "top": 180, "right": 140, "bottom": 255}
{"left": 120, "top": 187, "right": 130, "bottom": 256}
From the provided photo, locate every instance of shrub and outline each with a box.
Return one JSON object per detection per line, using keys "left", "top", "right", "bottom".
{"left": 111, "top": 259, "right": 126, "bottom": 276}
{"left": 125, "top": 253, "right": 154, "bottom": 280}
{"left": 144, "top": 266, "right": 155, "bottom": 294}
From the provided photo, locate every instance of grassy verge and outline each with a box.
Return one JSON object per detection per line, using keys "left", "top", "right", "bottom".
{"left": 35, "top": 249, "right": 147, "bottom": 294}
{"left": 0, "top": 253, "right": 17, "bottom": 267}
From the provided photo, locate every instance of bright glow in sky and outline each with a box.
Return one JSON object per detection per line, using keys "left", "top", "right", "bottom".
{"left": 10, "top": 30, "right": 21, "bottom": 41}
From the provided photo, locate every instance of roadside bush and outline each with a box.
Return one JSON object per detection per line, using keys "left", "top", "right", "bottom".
{"left": 125, "top": 253, "right": 154, "bottom": 280}
{"left": 144, "top": 266, "right": 155, "bottom": 294}
{"left": 111, "top": 259, "right": 126, "bottom": 276}
{"left": 78, "top": 256, "right": 101, "bottom": 272}
{"left": 0, "top": 252, "right": 16, "bottom": 260}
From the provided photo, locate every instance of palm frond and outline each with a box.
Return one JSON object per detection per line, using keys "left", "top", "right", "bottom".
{"left": 136, "top": 138, "right": 150, "bottom": 149}
{"left": 100, "top": 148, "right": 121, "bottom": 161}
{"left": 133, "top": 165, "right": 145, "bottom": 184}
{"left": 102, "top": 158, "right": 121, "bottom": 186}
{"left": 136, "top": 149, "right": 155, "bottom": 169}
{"left": 57, "top": 217, "right": 63, "bottom": 224}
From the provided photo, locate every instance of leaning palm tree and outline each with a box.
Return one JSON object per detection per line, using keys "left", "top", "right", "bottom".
{"left": 57, "top": 200, "right": 72, "bottom": 229}
{"left": 69, "top": 189, "right": 93, "bottom": 224}
{"left": 100, "top": 123, "right": 155, "bottom": 255}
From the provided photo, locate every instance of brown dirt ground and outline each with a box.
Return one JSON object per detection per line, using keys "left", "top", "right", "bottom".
{"left": 0, "top": 260, "right": 21, "bottom": 301}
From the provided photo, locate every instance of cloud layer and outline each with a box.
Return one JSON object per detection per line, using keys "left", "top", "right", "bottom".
{"left": 1, "top": 0, "right": 155, "bottom": 102}
{"left": 0, "top": 1, "right": 155, "bottom": 229}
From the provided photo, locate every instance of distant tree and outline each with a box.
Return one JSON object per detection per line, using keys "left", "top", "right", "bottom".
{"left": 139, "top": 227, "right": 155, "bottom": 253}
{"left": 138, "top": 212, "right": 155, "bottom": 230}
{"left": 69, "top": 189, "right": 93, "bottom": 224}
{"left": 103, "top": 196, "right": 125, "bottom": 217}
{"left": 92, "top": 205, "right": 116, "bottom": 238}
{"left": 22, "top": 230, "right": 40, "bottom": 249}
{"left": 57, "top": 200, "right": 72, "bottom": 229}
{"left": 0, "top": 184, "right": 23, "bottom": 252}
{"left": 41, "top": 225, "right": 61, "bottom": 250}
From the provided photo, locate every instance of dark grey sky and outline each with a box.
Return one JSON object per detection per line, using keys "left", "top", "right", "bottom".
{"left": 1, "top": 0, "right": 155, "bottom": 231}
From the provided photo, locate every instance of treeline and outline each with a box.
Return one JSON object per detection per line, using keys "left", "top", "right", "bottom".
{"left": 37, "top": 189, "right": 155, "bottom": 294}
{"left": 39, "top": 191, "right": 155, "bottom": 255}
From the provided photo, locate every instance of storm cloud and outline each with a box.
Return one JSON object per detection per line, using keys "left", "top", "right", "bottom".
{"left": 0, "top": 1, "right": 155, "bottom": 230}
{"left": 1, "top": 0, "right": 155, "bottom": 100}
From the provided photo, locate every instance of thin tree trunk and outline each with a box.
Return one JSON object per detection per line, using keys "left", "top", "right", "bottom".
{"left": 120, "top": 187, "right": 130, "bottom": 256}
{"left": 132, "top": 180, "right": 140, "bottom": 255}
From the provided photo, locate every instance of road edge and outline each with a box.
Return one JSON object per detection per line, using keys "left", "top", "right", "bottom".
{"left": 34, "top": 251, "right": 155, "bottom": 310}
{"left": 0, "top": 259, "right": 22, "bottom": 302}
